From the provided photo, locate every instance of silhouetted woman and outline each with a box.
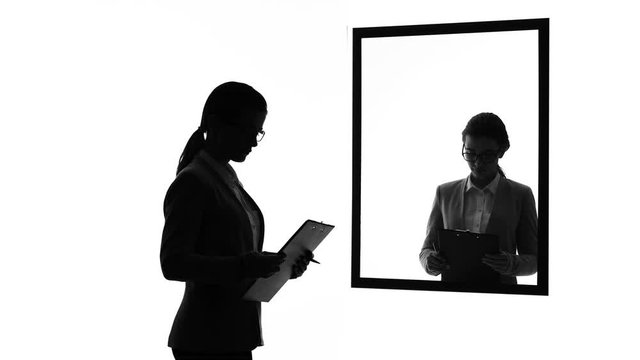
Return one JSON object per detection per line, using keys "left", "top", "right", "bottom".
{"left": 419, "top": 112, "right": 537, "bottom": 284}
{"left": 161, "top": 82, "right": 312, "bottom": 360}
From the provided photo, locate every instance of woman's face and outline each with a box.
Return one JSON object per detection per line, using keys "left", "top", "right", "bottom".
{"left": 209, "top": 110, "right": 267, "bottom": 162}
{"left": 463, "top": 135, "right": 503, "bottom": 184}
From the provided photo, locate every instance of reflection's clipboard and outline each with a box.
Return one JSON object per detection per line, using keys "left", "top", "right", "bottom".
{"left": 438, "top": 229, "right": 500, "bottom": 284}
{"left": 242, "top": 220, "right": 334, "bottom": 302}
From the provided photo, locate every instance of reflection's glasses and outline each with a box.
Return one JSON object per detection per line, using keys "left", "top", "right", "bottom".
{"left": 461, "top": 145, "right": 499, "bottom": 162}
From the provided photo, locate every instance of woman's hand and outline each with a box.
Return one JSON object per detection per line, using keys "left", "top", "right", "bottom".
{"left": 482, "top": 251, "right": 515, "bottom": 275}
{"left": 290, "top": 250, "right": 314, "bottom": 279}
{"left": 426, "top": 252, "right": 450, "bottom": 275}
{"left": 243, "top": 251, "right": 286, "bottom": 278}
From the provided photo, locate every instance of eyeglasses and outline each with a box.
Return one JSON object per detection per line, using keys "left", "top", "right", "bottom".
{"left": 237, "top": 127, "right": 265, "bottom": 143}
{"left": 461, "top": 144, "right": 499, "bottom": 162}
{"left": 218, "top": 122, "right": 265, "bottom": 142}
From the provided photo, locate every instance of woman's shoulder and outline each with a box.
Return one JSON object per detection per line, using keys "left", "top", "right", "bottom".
{"left": 167, "top": 158, "right": 216, "bottom": 195}
{"left": 501, "top": 177, "right": 534, "bottom": 197}
{"left": 437, "top": 178, "right": 466, "bottom": 192}
{"left": 502, "top": 177, "right": 532, "bottom": 190}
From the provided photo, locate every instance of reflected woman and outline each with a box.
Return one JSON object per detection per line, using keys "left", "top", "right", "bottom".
{"left": 419, "top": 112, "right": 537, "bottom": 284}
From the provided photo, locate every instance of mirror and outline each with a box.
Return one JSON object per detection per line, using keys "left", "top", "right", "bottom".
{"left": 352, "top": 19, "right": 549, "bottom": 295}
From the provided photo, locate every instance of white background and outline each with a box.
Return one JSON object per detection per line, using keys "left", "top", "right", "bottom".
{"left": 360, "top": 30, "right": 539, "bottom": 283}
{"left": 1, "top": 1, "right": 638, "bottom": 359}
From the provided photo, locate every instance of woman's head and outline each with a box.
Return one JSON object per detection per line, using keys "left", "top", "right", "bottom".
{"left": 201, "top": 81, "right": 267, "bottom": 130}
{"left": 176, "top": 82, "right": 267, "bottom": 174}
{"left": 461, "top": 112, "right": 510, "bottom": 183}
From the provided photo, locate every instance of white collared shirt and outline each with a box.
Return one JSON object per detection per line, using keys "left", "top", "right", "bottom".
{"left": 463, "top": 172, "right": 501, "bottom": 233}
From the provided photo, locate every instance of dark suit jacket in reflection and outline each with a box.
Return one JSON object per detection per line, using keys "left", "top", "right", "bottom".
{"left": 161, "top": 151, "right": 264, "bottom": 353}
{"left": 419, "top": 176, "right": 537, "bottom": 284}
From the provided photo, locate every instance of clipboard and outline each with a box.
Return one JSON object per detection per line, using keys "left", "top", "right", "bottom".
{"left": 242, "top": 219, "right": 334, "bottom": 302}
{"left": 438, "top": 229, "right": 500, "bottom": 284}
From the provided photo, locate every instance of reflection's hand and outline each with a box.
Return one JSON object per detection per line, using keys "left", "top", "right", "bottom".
{"left": 426, "top": 252, "right": 450, "bottom": 276}
{"left": 482, "top": 251, "right": 514, "bottom": 275}
{"left": 290, "top": 250, "right": 314, "bottom": 279}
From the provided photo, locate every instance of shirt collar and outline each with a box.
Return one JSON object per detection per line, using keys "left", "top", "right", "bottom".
{"left": 465, "top": 172, "right": 501, "bottom": 194}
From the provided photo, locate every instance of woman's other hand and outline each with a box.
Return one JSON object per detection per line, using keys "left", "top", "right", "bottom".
{"left": 482, "top": 251, "right": 515, "bottom": 275}
{"left": 290, "top": 250, "right": 314, "bottom": 279}
{"left": 426, "top": 252, "right": 450, "bottom": 275}
{"left": 243, "top": 251, "right": 286, "bottom": 278}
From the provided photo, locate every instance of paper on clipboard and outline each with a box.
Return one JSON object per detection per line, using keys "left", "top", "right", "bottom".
{"left": 242, "top": 220, "right": 334, "bottom": 302}
{"left": 438, "top": 229, "right": 500, "bottom": 284}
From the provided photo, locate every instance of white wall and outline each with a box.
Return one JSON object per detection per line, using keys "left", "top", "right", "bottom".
{"left": 1, "top": 1, "right": 638, "bottom": 359}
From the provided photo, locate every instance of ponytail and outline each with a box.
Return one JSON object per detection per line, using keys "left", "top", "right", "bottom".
{"left": 176, "top": 126, "right": 206, "bottom": 175}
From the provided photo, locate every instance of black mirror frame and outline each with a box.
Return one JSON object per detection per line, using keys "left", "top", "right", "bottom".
{"left": 351, "top": 18, "right": 549, "bottom": 296}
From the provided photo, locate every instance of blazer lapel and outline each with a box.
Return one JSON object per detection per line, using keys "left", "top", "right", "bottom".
{"left": 452, "top": 179, "right": 466, "bottom": 230}
{"left": 486, "top": 176, "right": 509, "bottom": 236}
{"left": 239, "top": 187, "right": 265, "bottom": 250}
{"left": 198, "top": 151, "right": 264, "bottom": 251}
{"left": 198, "top": 151, "right": 246, "bottom": 209}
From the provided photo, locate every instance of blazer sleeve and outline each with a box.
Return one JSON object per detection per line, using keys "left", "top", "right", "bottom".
{"left": 419, "top": 186, "right": 443, "bottom": 275}
{"left": 160, "top": 172, "right": 250, "bottom": 285}
{"left": 511, "top": 185, "right": 538, "bottom": 276}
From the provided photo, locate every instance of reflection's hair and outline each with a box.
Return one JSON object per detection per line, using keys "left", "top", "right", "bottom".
{"left": 462, "top": 112, "right": 510, "bottom": 177}
{"left": 176, "top": 82, "right": 267, "bottom": 174}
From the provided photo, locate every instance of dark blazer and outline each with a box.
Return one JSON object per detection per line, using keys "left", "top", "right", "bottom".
{"left": 419, "top": 176, "right": 537, "bottom": 284}
{"left": 160, "top": 150, "right": 264, "bottom": 353}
